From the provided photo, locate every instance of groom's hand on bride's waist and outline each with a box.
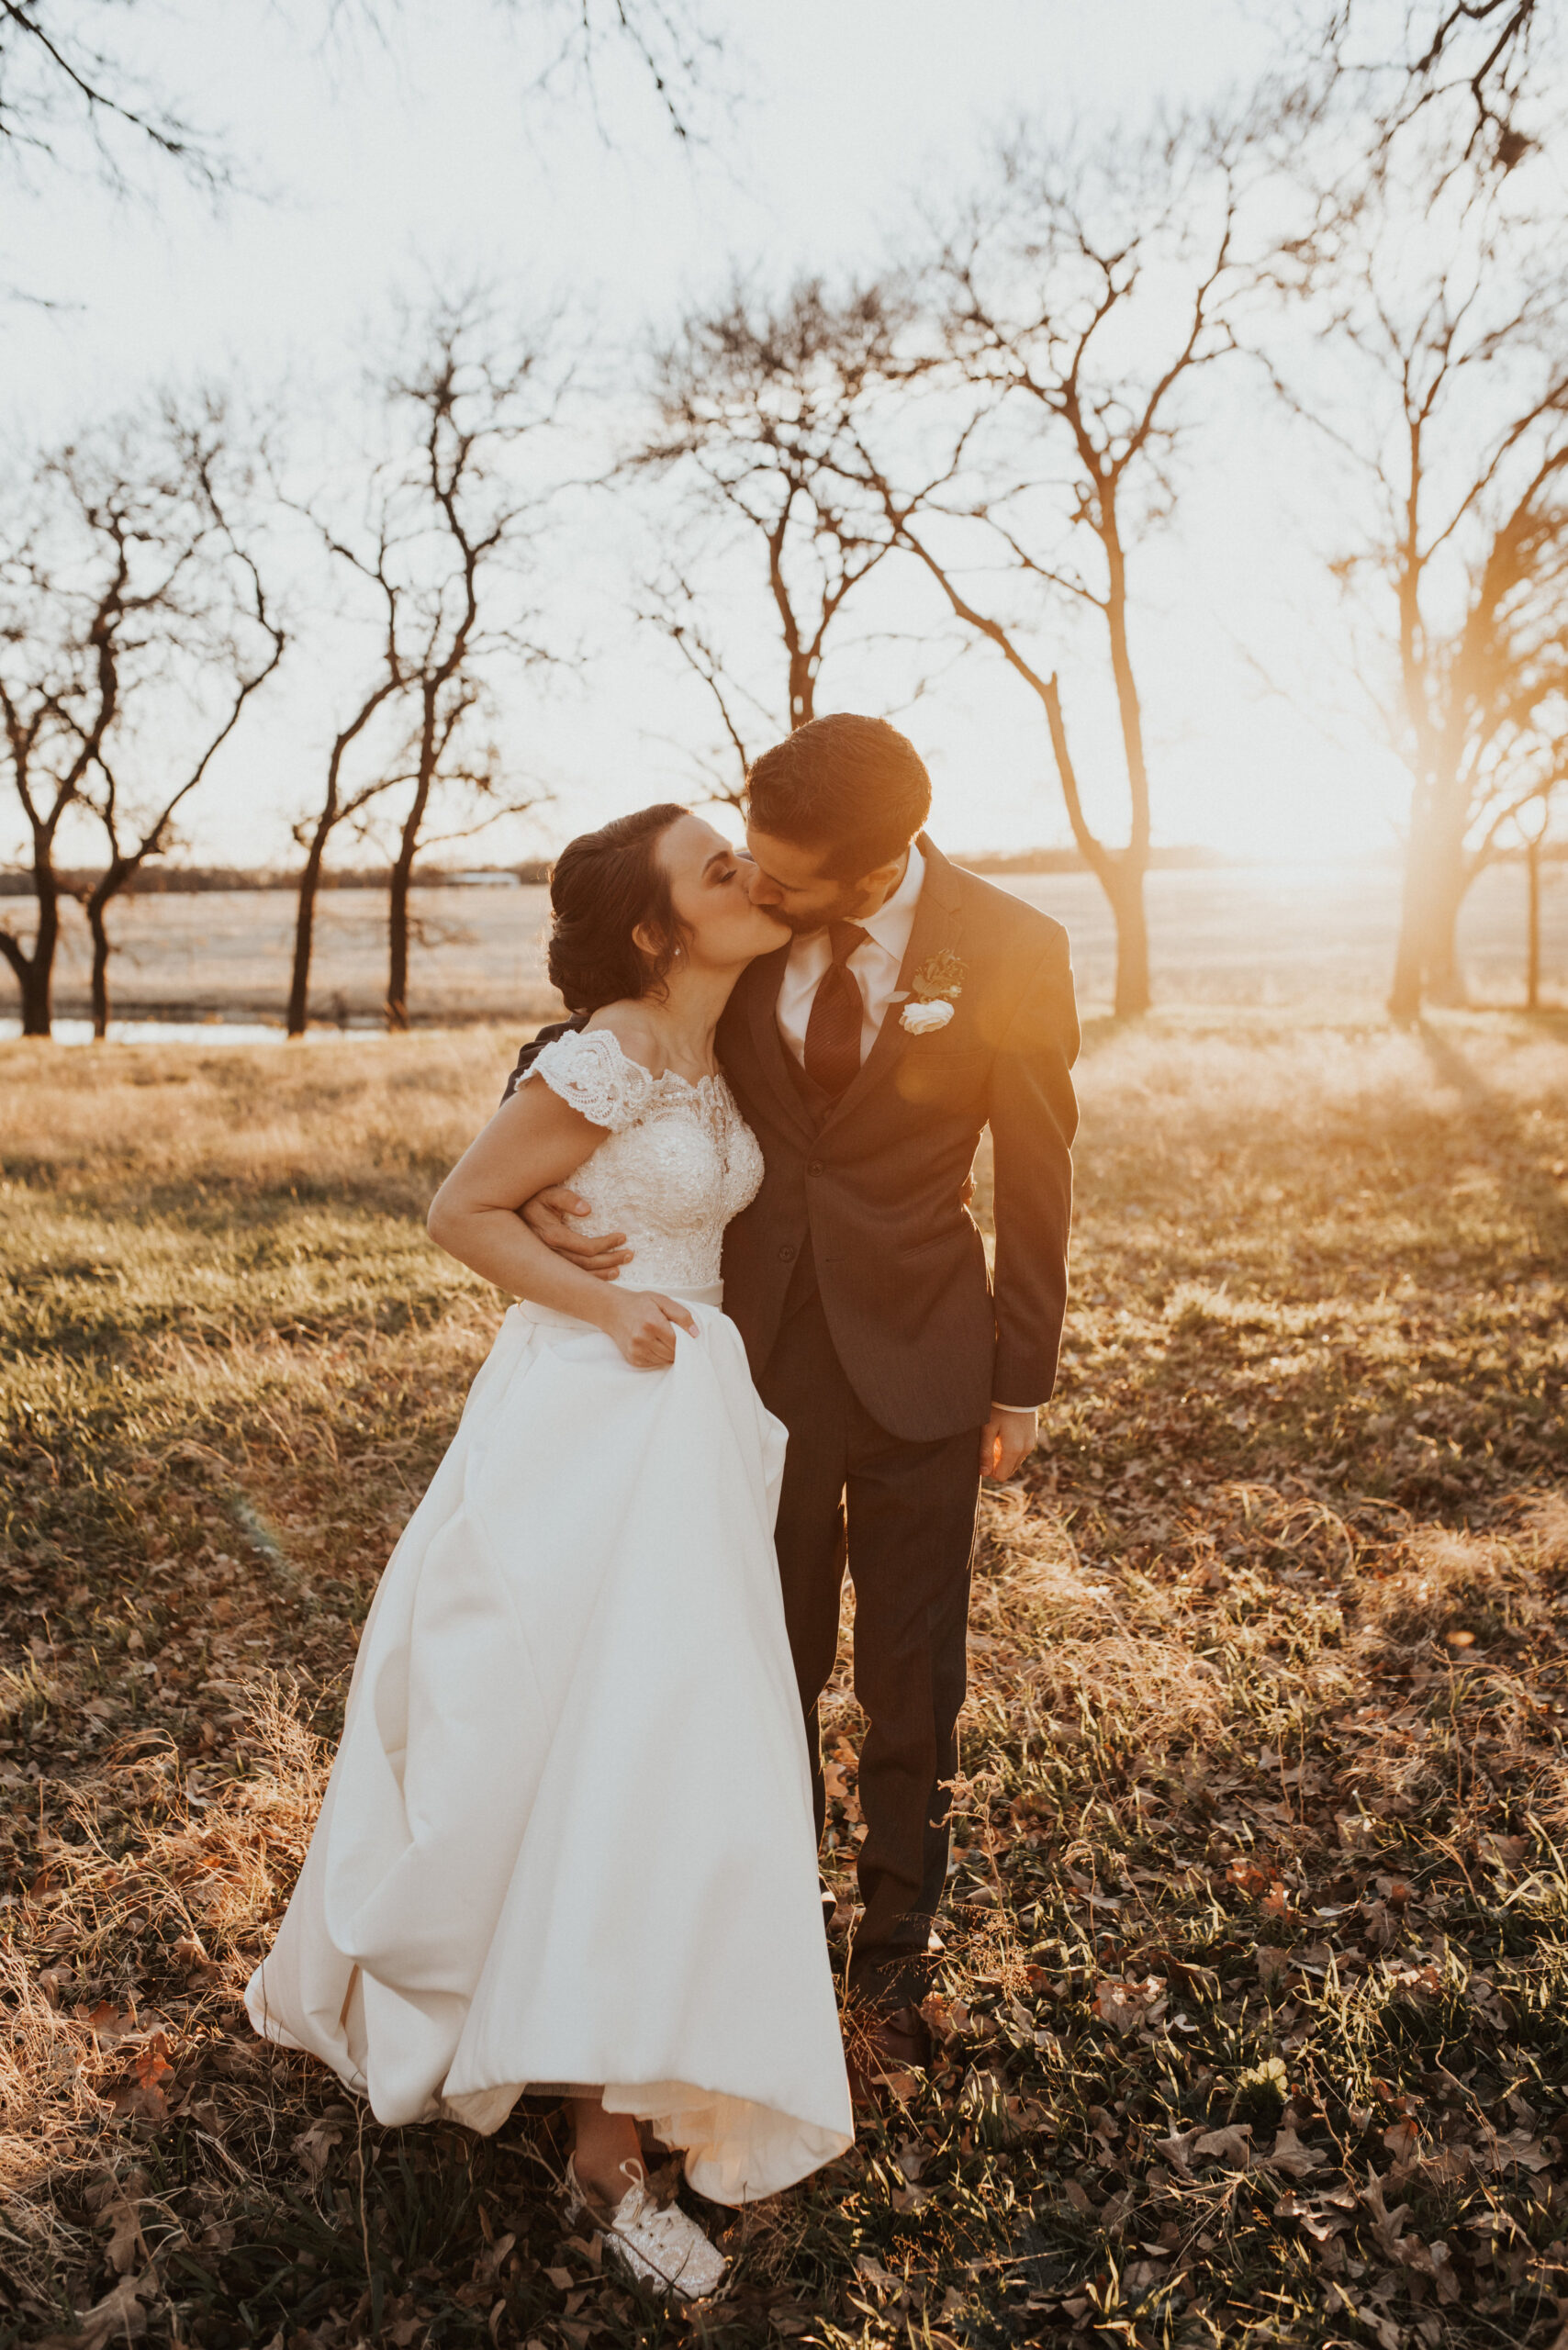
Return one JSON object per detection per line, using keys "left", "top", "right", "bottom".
{"left": 518, "top": 1186, "right": 632, "bottom": 1279}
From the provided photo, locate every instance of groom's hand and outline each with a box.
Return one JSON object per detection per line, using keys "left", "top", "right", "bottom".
{"left": 980, "top": 1407, "right": 1037, "bottom": 1483}
{"left": 519, "top": 1186, "right": 632, "bottom": 1279}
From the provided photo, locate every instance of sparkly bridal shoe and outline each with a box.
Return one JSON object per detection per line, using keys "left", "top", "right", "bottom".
{"left": 563, "top": 2157, "right": 727, "bottom": 2301}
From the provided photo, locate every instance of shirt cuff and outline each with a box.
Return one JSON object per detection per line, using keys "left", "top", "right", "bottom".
{"left": 991, "top": 1401, "right": 1042, "bottom": 1416}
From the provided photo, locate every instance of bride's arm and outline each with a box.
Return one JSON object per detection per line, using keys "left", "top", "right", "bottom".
{"left": 427, "top": 1088, "right": 697, "bottom": 1366}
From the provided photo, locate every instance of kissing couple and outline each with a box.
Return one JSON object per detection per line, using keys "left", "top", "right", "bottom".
{"left": 246, "top": 714, "right": 1080, "bottom": 2300}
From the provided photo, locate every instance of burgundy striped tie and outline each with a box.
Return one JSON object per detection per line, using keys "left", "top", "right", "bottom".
{"left": 802, "top": 922, "right": 868, "bottom": 1097}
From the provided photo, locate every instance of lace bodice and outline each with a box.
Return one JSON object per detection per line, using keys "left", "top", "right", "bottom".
{"left": 523, "top": 1025, "right": 764, "bottom": 1292}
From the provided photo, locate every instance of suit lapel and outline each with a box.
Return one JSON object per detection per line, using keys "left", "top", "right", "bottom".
{"left": 819, "top": 834, "right": 964, "bottom": 1135}
{"left": 737, "top": 942, "right": 818, "bottom": 1143}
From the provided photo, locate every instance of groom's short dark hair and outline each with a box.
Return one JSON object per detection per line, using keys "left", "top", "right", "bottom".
{"left": 745, "top": 714, "right": 932, "bottom": 879}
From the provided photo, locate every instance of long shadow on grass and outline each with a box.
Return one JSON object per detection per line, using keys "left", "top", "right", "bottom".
{"left": 1415, "top": 1019, "right": 1568, "bottom": 1264}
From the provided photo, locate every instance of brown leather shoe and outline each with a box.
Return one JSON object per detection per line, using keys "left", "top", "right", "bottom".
{"left": 844, "top": 2002, "right": 932, "bottom": 2109}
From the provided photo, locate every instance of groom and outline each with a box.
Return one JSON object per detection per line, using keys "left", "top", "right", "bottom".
{"left": 505, "top": 714, "right": 1079, "bottom": 2083}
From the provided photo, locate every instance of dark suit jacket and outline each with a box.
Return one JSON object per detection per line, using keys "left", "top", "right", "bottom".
{"left": 502, "top": 836, "right": 1079, "bottom": 1443}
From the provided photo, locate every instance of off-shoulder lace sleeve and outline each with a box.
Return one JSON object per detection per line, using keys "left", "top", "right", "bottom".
{"left": 522, "top": 1026, "right": 655, "bottom": 1132}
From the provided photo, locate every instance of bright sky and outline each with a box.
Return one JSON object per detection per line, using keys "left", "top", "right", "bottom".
{"left": 6, "top": 0, "right": 1412, "bottom": 867}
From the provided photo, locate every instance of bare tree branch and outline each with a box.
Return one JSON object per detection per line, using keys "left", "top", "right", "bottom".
{"left": 1269, "top": 140, "right": 1568, "bottom": 1013}
{"left": 633, "top": 276, "right": 915, "bottom": 801}
{"left": 286, "top": 287, "right": 562, "bottom": 1034}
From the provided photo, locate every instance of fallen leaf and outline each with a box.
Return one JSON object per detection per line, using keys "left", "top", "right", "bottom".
{"left": 107, "top": 2035, "right": 175, "bottom": 2121}
{"left": 1094, "top": 1975, "right": 1168, "bottom": 2034}
{"left": 103, "top": 2197, "right": 146, "bottom": 2276}
{"left": 854, "top": 2253, "right": 901, "bottom": 2302}
{"left": 291, "top": 2122, "right": 343, "bottom": 2183}
{"left": 1193, "top": 2124, "right": 1253, "bottom": 2168}
{"left": 1267, "top": 2127, "right": 1326, "bottom": 2179}
{"left": 1484, "top": 2126, "right": 1552, "bottom": 2174}
{"left": 84, "top": 2001, "right": 138, "bottom": 2049}
{"left": 1226, "top": 1859, "right": 1271, "bottom": 1897}
{"left": 37, "top": 2269, "right": 156, "bottom": 2350}
{"left": 1361, "top": 2172, "right": 1413, "bottom": 2254}
{"left": 1361, "top": 1899, "right": 1398, "bottom": 1950}
{"left": 1154, "top": 2125, "right": 1203, "bottom": 2175}
{"left": 1276, "top": 2193, "right": 1350, "bottom": 2245}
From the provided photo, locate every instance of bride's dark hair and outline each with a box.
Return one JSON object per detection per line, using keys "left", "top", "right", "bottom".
{"left": 546, "top": 803, "right": 689, "bottom": 1013}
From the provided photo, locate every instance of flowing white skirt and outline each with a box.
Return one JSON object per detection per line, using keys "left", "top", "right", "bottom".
{"left": 245, "top": 1290, "right": 853, "bottom": 2204}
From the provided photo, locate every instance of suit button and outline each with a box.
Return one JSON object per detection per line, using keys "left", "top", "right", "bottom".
{"left": 807, "top": 1160, "right": 823, "bottom": 1176}
{"left": 778, "top": 1244, "right": 796, "bottom": 1262}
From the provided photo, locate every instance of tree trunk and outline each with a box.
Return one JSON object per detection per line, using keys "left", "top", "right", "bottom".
{"left": 386, "top": 735, "right": 435, "bottom": 1034}
{"left": 386, "top": 851, "right": 413, "bottom": 1033}
{"left": 1390, "top": 816, "right": 1470, "bottom": 1016}
{"left": 1388, "top": 789, "right": 1437, "bottom": 1021}
{"left": 790, "top": 650, "right": 814, "bottom": 731}
{"left": 17, "top": 880, "right": 60, "bottom": 1038}
{"left": 287, "top": 823, "right": 330, "bottom": 1038}
{"left": 1103, "top": 858, "right": 1152, "bottom": 1020}
{"left": 1526, "top": 834, "right": 1541, "bottom": 1011}
{"left": 88, "top": 893, "right": 112, "bottom": 1039}
{"left": 1423, "top": 852, "right": 1470, "bottom": 1007}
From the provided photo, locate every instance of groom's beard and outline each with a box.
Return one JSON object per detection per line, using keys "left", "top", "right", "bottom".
{"left": 767, "top": 883, "right": 884, "bottom": 938}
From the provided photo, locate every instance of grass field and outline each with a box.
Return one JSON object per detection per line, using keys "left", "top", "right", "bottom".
{"left": 2, "top": 1013, "right": 1567, "bottom": 2350}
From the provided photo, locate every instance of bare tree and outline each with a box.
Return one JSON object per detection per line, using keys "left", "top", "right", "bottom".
{"left": 285, "top": 668, "right": 405, "bottom": 1041}
{"left": 379, "top": 308, "right": 554, "bottom": 1028}
{"left": 1274, "top": 162, "right": 1568, "bottom": 1016}
{"left": 634, "top": 279, "right": 909, "bottom": 804}
{"left": 0, "top": 496, "right": 122, "bottom": 1035}
{"left": 0, "top": 400, "right": 274, "bottom": 1035}
{"left": 286, "top": 292, "right": 556, "bottom": 1035}
{"left": 842, "top": 122, "right": 1252, "bottom": 1018}
{"left": 72, "top": 405, "right": 286, "bottom": 1035}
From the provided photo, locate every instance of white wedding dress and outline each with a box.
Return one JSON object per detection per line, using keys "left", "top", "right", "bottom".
{"left": 245, "top": 1026, "right": 853, "bottom": 2203}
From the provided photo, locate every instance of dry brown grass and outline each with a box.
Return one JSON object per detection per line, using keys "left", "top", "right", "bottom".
{"left": 0, "top": 1030, "right": 509, "bottom": 1205}
{"left": 2, "top": 1009, "right": 1566, "bottom": 2350}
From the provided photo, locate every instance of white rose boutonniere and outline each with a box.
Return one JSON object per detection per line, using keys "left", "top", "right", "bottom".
{"left": 899, "top": 946, "right": 967, "bottom": 1035}
{"left": 901, "top": 997, "right": 956, "bottom": 1035}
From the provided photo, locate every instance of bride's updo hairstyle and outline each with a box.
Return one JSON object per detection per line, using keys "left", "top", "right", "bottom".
{"left": 546, "top": 802, "right": 690, "bottom": 1013}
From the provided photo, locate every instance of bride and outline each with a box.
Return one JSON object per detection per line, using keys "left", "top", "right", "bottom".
{"left": 245, "top": 803, "right": 854, "bottom": 2300}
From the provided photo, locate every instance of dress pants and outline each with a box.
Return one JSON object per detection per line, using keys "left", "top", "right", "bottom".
{"left": 756, "top": 1247, "right": 982, "bottom": 2009}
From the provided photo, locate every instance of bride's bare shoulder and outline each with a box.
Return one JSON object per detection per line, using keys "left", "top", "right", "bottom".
{"left": 581, "top": 1002, "right": 665, "bottom": 1078}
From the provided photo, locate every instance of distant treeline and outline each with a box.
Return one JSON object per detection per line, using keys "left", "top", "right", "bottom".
{"left": 962, "top": 845, "right": 1237, "bottom": 876}
{"left": 5, "top": 839, "right": 1559, "bottom": 906}
{"left": 0, "top": 861, "right": 556, "bottom": 898}
{"left": 0, "top": 844, "right": 1284, "bottom": 898}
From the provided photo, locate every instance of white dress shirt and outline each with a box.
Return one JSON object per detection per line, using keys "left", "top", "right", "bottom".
{"left": 774, "top": 843, "right": 1038, "bottom": 1416}
{"left": 775, "top": 841, "right": 926, "bottom": 1069}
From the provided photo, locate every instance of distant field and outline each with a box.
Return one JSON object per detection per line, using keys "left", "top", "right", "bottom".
{"left": 6, "top": 858, "right": 1563, "bottom": 1036}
